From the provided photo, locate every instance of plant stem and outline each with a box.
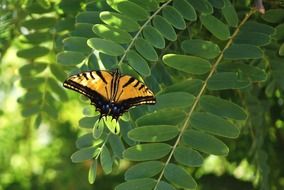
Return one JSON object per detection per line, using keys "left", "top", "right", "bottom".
{"left": 153, "top": 9, "right": 256, "bottom": 190}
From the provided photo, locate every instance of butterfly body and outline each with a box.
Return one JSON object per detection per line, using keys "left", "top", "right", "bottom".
{"left": 63, "top": 69, "right": 156, "bottom": 120}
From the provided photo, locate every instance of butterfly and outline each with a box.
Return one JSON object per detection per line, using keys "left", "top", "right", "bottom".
{"left": 63, "top": 69, "right": 156, "bottom": 120}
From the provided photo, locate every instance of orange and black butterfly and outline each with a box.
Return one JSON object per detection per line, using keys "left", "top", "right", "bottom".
{"left": 63, "top": 69, "right": 156, "bottom": 120}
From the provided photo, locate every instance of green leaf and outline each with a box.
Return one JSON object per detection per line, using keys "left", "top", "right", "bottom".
{"left": 275, "top": 23, "right": 284, "bottom": 40}
{"left": 200, "top": 95, "right": 247, "bottom": 120}
{"left": 109, "top": 134, "right": 125, "bottom": 158}
{"left": 191, "top": 112, "right": 240, "bottom": 138}
{"left": 162, "top": 6, "right": 186, "bottom": 30}
{"left": 20, "top": 77, "right": 45, "bottom": 88}
{"left": 100, "top": 11, "right": 139, "bottom": 32}
{"left": 23, "top": 31, "right": 51, "bottom": 44}
{"left": 200, "top": 14, "right": 230, "bottom": 40}
{"left": 163, "top": 54, "right": 211, "bottom": 74}
{"left": 182, "top": 130, "right": 229, "bottom": 155}
{"left": 173, "top": 0, "right": 196, "bottom": 21}
{"left": 57, "top": 51, "right": 85, "bottom": 65}
{"left": 242, "top": 21, "right": 275, "bottom": 35}
{"left": 262, "top": 9, "right": 284, "bottom": 23}
{"left": 63, "top": 37, "right": 91, "bottom": 53}
{"left": 47, "top": 78, "right": 68, "bottom": 101}
{"left": 153, "top": 15, "right": 177, "bottom": 41}
{"left": 76, "top": 11, "right": 101, "bottom": 24}
{"left": 88, "top": 159, "right": 97, "bottom": 184}
{"left": 115, "top": 178, "right": 156, "bottom": 190}
{"left": 100, "top": 146, "right": 113, "bottom": 174}
{"left": 123, "top": 143, "right": 171, "bottom": 161}
{"left": 280, "top": 43, "right": 284, "bottom": 56}
{"left": 208, "top": 0, "right": 225, "bottom": 9}
{"left": 49, "top": 64, "right": 67, "bottom": 82}
{"left": 164, "top": 163, "right": 197, "bottom": 189}
{"left": 22, "top": 17, "right": 56, "bottom": 30}
{"left": 186, "top": 0, "right": 213, "bottom": 14}
{"left": 125, "top": 161, "right": 163, "bottom": 180}
{"left": 17, "top": 46, "right": 49, "bottom": 59}
{"left": 208, "top": 72, "right": 250, "bottom": 90}
{"left": 104, "top": 117, "right": 120, "bottom": 134}
{"left": 143, "top": 26, "right": 165, "bottom": 49}
{"left": 79, "top": 116, "right": 97, "bottom": 128}
{"left": 156, "top": 181, "right": 176, "bottom": 190}
{"left": 87, "top": 38, "right": 125, "bottom": 56}
{"left": 128, "top": 125, "right": 179, "bottom": 142}
{"left": 181, "top": 39, "right": 220, "bottom": 59}
{"left": 93, "top": 120, "right": 104, "bottom": 139}
{"left": 93, "top": 24, "right": 132, "bottom": 44}
{"left": 76, "top": 133, "right": 102, "bottom": 149}
{"left": 129, "top": 0, "right": 158, "bottom": 11}
{"left": 71, "top": 147, "right": 99, "bottom": 163}
{"left": 107, "top": 0, "right": 149, "bottom": 21}
{"left": 136, "top": 109, "right": 186, "bottom": 126}
{"left": 126, "top": 50, "right": 150, "bottom": 76}
{"left": 155, "top": 92, "right": 195, "bottom": 109}
{"left": 72, "top": 23, "right": 95, "bottom": 38}
{"left": 135, "top": 38, "right": 158, "bottom": 61}
{"left": 162, "top": 79, "right": 203, "bottom": 96}
{"left": 174, "top": 145, "right": 203, "bottom": 167}
{"left": 221, "top": 0, "right": 239, "bottom": 27}
{"left": 224, "top": 44, "right": 263, "bottom": 59}
{"left": 218, "top": 62, "right": 267, "bottom": 82}
{"left": 19, "top": 62, "right": 47, "bottom": 76}
{"left": 235, "top": 32, "right": 270, "bottom": 46}
{"left": 19, "top": 90, "right": 42, "bottom": 105}
{"left": 21, "top": 105, "right": 41, "bottom": 117}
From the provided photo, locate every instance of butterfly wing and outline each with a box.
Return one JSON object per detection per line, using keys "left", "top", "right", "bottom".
{"left": 63, "top": 70, "right": 113, "bottom": 107}
{"left": 114, "top": 75, "right": 156, "bottom": 111}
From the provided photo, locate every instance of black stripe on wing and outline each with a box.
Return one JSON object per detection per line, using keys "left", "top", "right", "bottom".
{"left": 63, "top": 79, "right": 108, "bottom": 106}
{"left": 120, "top": 96, "right": 156, "bottom": 111}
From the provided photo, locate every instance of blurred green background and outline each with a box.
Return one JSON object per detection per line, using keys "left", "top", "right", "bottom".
{"left": 1, "top": 0, "right": 284, "bottom": 190}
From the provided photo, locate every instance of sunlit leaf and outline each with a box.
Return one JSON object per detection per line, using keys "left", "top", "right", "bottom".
{"left": 163, "top": 54, "right": 211, "bottom": 74}
{"left": 106, "top": 0, "right": 149, "bottom": 21}
{"left": 100, "top": 11, "right": 140, "bottom": 32}
{"left": 93, "top": 24, "right": 132, "bottom": 44}
{"left": 87, "top": 38, "right": 125, "bottom": 56}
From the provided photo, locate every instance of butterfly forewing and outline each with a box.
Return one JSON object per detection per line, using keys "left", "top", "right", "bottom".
{"left": 63, "top": 71, "right": 113, "bottom": 101}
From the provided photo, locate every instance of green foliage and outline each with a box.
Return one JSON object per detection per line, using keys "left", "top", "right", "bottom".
{"left": 1, "top": 0, "right": 284, "bottom": 190}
